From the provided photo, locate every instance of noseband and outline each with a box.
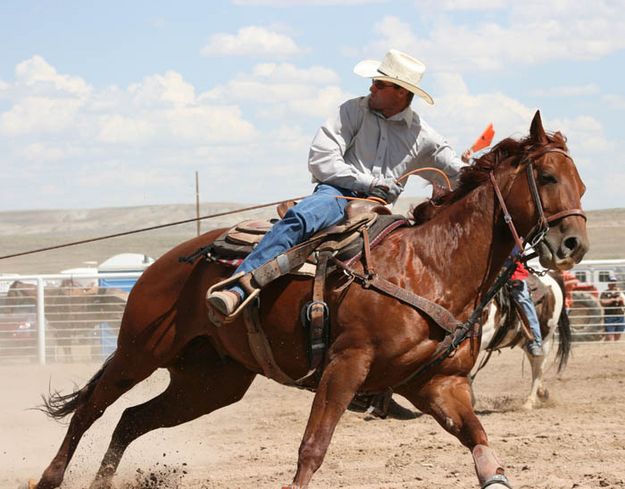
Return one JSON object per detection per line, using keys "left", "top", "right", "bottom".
{"left": 489, "top": 147, "right": 587, "bottom": 252}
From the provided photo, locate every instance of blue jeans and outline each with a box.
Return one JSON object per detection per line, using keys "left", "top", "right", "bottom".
{"left": 231, "top": 184, "right": 356, "bottom": 297}
{"left": 605, "top": 315, "right": 625, "bottom": 333}
{"left": 510, "top": 280, "right": 542, "bottom": 346}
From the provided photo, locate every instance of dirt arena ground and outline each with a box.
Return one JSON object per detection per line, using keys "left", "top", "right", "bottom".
{"left": 1, "top": 342, "right": 624, "bottom": 489}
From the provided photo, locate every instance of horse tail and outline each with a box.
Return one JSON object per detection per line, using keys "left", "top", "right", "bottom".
{"left": 552, "top": 272, "right": 572, "bottom": 372}
{"left": 487, "top": 287, "right": 515, "bottom": 350}
{"left": 39, "top": 354, "right": 114, "bottom": 420}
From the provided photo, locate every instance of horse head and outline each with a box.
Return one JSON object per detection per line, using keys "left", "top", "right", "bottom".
{"left": 503, "top": 111, "right": 589, "bottom": 270}
{"left": 412, "top": 111, "right": 588, "bottom": 271}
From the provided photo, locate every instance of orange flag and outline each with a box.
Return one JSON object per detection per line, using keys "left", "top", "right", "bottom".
{"left": 470, "top": 123, "right": 495, "bottom": 153}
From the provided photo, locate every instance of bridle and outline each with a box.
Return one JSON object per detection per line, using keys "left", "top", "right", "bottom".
{"left": 489, "top": 147, "right": 587, "bottom": 254}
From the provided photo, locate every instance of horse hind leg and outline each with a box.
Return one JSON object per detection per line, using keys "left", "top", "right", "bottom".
{"left": 90, "top": 337, "right": 255, "bottom": 489}
{"left": 34, "top": 351, "right": 157, "bottom": 489}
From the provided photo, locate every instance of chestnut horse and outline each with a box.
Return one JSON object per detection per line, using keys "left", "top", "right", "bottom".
{"left": 32, "top": 112, "right": 588, "bottom": 489}
{"left": 473, "top": 271, "right": 571, "bottom": 410}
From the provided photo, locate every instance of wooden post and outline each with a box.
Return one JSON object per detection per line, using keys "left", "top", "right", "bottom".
{"left": 195, "top": 171, "right": 200, "bottom": 237}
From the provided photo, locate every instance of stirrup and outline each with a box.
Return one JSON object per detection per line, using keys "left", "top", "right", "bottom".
{"left": 206, "top": 272, "right": 260, "bottom": 324}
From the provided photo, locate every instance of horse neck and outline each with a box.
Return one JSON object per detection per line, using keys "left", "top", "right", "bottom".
{"left": 406, "top": 181, "right": 516, "bottom": 312}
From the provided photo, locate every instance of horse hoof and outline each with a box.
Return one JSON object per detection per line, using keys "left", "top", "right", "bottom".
{"left": 481, "top": 474, "right": 512, "bottom": 488}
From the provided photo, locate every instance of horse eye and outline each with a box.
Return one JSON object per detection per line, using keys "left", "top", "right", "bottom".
{"left": 540, "top": 173, "right": 557, "bottom": 184}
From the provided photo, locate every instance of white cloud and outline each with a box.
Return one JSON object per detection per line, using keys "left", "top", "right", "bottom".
{"left": 364, "top": 5, "right": 625, "bottom": 72}
{"left": 201, "top": 62, "right": 350, "bottom": 119}
{"left": 201, "top": 26, "right": 302, "bottom": 57}
{"left": 129, "top": 71, "right": 196, "bottom": 108}
{"left": 96, "top": 114, "right": 156, "bottom": 144}
{"left": 550, "top": 115, "right": 615, "bottom": 155}
{"left": 530, "top": 84, "right": 601, "bottom": 98}
{"left": 0, "top": 56, "right": 265, "bottom": 211}
{"left": 289, "top": 86, "right": 350, "bottom": 118}
{"left": 15, "top": 142, "right": 68, "bottom": 163}
{"left": 400, "top": 76, "right": 619, "bottom": 210}
{"left": 423, "top": 0, "right": 506, "bottom": 9}
{"left": 251, "top": 63, "right": 340, "bottom": 84}
{"left": 0, "top": 56, "right": 258, "bottom": 146}
{"left": 15, "top": 55, "right": 91, "bottom": 97}
{"left": 419, "top": 79, "right": 535, "bottom": 150}
{"left": 0, "top": 55, "right": 339, "bottom": 209}
{"left": 602, "top": 94, "right": 625, "bottom": 110}
{"left": 0, "top": 96, "right": 84, "bottom": 136}
{"left": 412, "top": 72, "right": 615, "bottom": 170}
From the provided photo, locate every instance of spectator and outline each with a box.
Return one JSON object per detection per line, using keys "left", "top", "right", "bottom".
{"left": 600, "top": 278, "right": 625, "bottom": 341}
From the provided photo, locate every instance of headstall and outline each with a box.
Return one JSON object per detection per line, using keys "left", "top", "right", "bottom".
{"left": 489, "top": 147, "right": 586, "bottom": 254}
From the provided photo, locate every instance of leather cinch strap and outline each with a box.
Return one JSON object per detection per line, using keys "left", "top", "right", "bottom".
{"left": 307, "top": 251, "right": 331, "bottom": 370}
{"left": 331, "top": 257, "right": 461, "bottom": 334}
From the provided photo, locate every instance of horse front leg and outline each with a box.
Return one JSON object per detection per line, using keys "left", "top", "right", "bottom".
{"left": 523, "top": 328, "right": 557, "bottom": 410}
{"left": 399, "top": 375, "right": 512, "bottom": 489}
{"left": 523, "top": 350, "right": 548, "bottom": 410}
{"left": 284, "top": 348, "right": 372, "bottom": 489}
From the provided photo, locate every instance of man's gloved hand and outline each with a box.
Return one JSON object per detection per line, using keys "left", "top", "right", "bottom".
{"left": 369, "top": 178, "right": 404, "bottom": 204}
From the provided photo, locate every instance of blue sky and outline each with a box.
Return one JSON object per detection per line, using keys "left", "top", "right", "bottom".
{"left": 1, "top": 0, "right": 624, "bottom": 211}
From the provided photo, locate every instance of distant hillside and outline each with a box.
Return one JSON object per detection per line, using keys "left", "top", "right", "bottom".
{"left": 0, "top": 201, "right": 622, "bottom": 274}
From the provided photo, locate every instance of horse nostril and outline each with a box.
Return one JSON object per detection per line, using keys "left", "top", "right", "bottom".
{"left": 563, "top": 236, "right": 580, "bottom": 254}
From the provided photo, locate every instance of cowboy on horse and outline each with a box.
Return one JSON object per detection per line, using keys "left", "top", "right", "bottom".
{"left": 29, "top": 47, "right": 589, "bottom": 489}
{"left": 207, "top": 49, "right": 470, "bottom": 317}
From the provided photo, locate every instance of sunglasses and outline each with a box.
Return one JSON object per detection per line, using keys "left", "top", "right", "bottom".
{"left": 372, "top": 79, "right": 400, "bottom": 90}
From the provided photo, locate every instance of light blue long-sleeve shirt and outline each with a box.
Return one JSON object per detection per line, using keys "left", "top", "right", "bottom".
{"left": 308, "top": 95, "right": 466, "bottom": 202}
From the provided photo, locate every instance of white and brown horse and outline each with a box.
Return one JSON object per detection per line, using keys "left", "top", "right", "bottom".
{"left": 474, "top": 272, "right": 570, "bottom": 409}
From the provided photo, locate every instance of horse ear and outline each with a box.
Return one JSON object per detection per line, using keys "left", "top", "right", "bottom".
{"left": 530, "top": 110, "right": 548, "bottom": 145}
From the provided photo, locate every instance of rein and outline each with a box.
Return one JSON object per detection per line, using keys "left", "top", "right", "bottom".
{"left": 394, "top": 257, "right": 520, "bottom": 388}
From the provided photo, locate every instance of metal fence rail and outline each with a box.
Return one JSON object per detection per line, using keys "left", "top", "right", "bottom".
{"left": 0, "top": 273, "right": 139, "bottom": 364}
{"left": 0, "top": 272, "right": 622, "bottom": 365}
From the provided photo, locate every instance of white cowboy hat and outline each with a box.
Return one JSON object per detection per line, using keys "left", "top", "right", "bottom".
{"left": 353, "top": 49, "right": 434, "bottom": 105}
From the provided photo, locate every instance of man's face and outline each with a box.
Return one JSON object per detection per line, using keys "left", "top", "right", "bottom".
{"left": 368, "top": 80, "right": 409, "bottom": 116}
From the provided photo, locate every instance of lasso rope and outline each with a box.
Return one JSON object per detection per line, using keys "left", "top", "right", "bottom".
{"left": 1, "top": 168, "right": 451, "bottom": 261}
{"left": 335, "top": 195, "right": 388, "bottom": 205}
{"left": 0, "top": 196, "right": 307, "bottom": 261}
{"left": 397, "top": 167, "right": 452, "bottom": 190}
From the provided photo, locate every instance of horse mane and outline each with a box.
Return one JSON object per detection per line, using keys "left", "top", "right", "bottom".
{"left": 411, "top": 131, "right": 568, "bottom": 225}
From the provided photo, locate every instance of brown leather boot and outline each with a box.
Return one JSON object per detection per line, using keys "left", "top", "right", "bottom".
{"left": 206, "top": 289, "right": 242, "bottom": 316}
{"left": 348, "top": 393, "right": 417, "bottom": 420}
